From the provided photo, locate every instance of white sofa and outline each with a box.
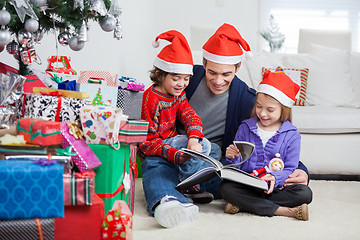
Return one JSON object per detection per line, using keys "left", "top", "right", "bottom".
{"left": 235, "top": 46, "right": 360, "bottom": 176}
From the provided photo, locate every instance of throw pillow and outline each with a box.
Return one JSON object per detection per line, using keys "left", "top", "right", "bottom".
{"left": 261, "top": 67, "right": 309, "bottom": 106}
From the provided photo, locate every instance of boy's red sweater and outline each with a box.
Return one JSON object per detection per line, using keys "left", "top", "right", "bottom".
{"left": 139, "top": 85, "right": 203, "bottom": 163}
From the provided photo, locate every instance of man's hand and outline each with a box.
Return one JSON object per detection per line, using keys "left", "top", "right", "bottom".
{"left": 284, "top": 169, "right": 308, "bottom": 186}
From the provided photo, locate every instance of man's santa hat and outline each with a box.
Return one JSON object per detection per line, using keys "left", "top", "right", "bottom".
{"left": 152, "top": 30, "right": 193, "bottom": 75}
{"left": 257, "top": 68, "right": 300, "bottom": 108}
{"left": 202, "top": 23, "right": 251, "bottom": 64}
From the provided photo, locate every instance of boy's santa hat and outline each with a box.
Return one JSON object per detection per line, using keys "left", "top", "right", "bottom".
{"left": 258, "top": 68, "right": 300, "bottom": 108}
{"left": 152, "top": 30, "right": 193, "bottom": 75}
{"left": 202, "top": 23, "right": 251, "bottom": 64}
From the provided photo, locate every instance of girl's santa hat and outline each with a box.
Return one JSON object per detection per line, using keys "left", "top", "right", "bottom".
{"left": 152, "top": 30, "right": 193, "bottom": 75}
{"left": 257, "top": 68, "right": 300, "bottom": 108}
{"left": 202, "top": 23, "right": 251, "bottom": 64}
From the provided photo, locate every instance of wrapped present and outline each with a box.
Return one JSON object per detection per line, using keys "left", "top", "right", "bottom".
{"left": 80, "top": 105, "right": 123, "bottom": 145}
{"left": 61, "top": 121, "right": 102, "bottom": 172}
{"left": 77, "top": 84, "right": 118, "bottom": 108}
{"left": 118, "top": 120, "right": 148, "bottom": 144}
{"left": 46, "top": 56, "right": 77, "bottom": 75}
{"left": 102, "top": 200, "right": 133, "bottom": 240}
{"left": 15, "top": 118, "right": 62, "bottom": 146}
{"left": 116, "top": 89, "right": 143, "bottom": 120}
{"left": 78, "top": 70, "right": 117, "bottom": 86}
{"left": 63, "top": 171, "right": 96, "bottom": 206}
{"left": 23, "top": 75, "right": 47, "bottom": 93}
{"left": 117, "top": 76, "right": 145, "bottom": 92}
{"left": 0, "top": 218, "right": 54, "bottom": 239}
{"left": 0, "top": 62, "right": 18, "bottom": 74}
{"left": 33, "top": 87, "right": 89, "bottom": 99}
{"left": 91, "top": 144, "right": 135, "bottom": 214}
{"left": 55, "top": 194, "right": 104, "bottom": 240}
{"left": 0, "top": 160, "right": 64, "bottom": 220}
{"left": 5, "top": 154, "right": 73, "bottom": 174}
{"left": 20, "top": 92, "right": 86, "bottom": 122}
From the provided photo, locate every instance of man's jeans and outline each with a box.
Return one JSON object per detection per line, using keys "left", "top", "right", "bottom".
{"left": 141, "top": 135, "right": 220, "bottom": 216}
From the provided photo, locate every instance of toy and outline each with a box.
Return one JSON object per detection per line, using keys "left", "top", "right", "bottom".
{"left": 251, "top": 153, "right": 284, "bottom": 178}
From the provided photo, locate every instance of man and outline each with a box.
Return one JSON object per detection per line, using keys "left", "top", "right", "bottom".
{"left": 184, "top": 23, "right": 309, "bottom": 199}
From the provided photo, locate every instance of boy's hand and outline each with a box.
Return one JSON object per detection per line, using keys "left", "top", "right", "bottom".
{"left": 225, "top": 144, "right": 240, "bottom": 159}
{"left": 262, "top": 174, "right": 275, "bottom": 194}
{"left": 187, "top": 138, "right": 202, "bottom": 152}
{"left": 178, "top": 152, "right": 191, "bottom": 165}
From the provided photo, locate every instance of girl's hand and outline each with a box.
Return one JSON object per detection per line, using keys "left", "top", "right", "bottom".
{"left": 187, "top": 138, "right": 202, "bottom": 152}
{"left": 262, "top": 174, "right": 275, "bottom": 194}
{"left": 226, "top": 145, "right": 240, "bottom": 159}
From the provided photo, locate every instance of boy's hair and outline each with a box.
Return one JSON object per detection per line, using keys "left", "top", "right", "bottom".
{"left": 251, "top": 93, "right": 293, "bottom": 123}
{"left": 149, "top": 67, "right": 168, "bottom": 86}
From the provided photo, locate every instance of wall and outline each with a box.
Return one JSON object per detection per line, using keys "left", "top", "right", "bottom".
{"left": 0, "top": 0, "right": 259, "bottom": 88}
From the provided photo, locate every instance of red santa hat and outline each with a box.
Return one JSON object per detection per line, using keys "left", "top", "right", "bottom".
{"left": 258, "top": 68, "right": 300, "bottom": 108}
{"left": 202, "top": 23, "right": 251, "bottom": 64}
{"left": 152, "top": 30, "right": 193, "bottom": 75}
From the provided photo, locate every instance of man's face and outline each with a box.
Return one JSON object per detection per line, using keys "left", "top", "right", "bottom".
{"left": 203, "top": 60, "right": 239, "bottom": 95}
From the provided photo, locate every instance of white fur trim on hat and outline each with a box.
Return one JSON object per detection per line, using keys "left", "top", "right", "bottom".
{"left": 203, "top": 49, "right": 242, "bottom": 65}
{"left": 257, "top": 84, "right": 295, "bottom": 108}
{"left": 154, "top": 57, "right": 193, "bottom": 75}
{"left": 152, "top": 40, "right": 160, "bottom": 48}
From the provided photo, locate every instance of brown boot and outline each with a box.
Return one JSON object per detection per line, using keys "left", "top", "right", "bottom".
{"left": 224, "top": 203, "right": 241, "bottom": 214}
{"left": 294, "top": 204, "right": 309, "bottom": 221}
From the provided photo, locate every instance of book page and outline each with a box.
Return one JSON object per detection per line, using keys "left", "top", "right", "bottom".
{"left": 176, "top": 167, "right": 220, "bottom": 190}
{"left": 233, "top": 141, "right": 255, "bottom": 164}
{"left": 179, "top": 148, "right": 223, "bottom": 169}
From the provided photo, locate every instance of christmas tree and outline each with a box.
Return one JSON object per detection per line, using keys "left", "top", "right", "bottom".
{"left": 92, "top": 87, "right": 104, "bottom": 106}
{"left": 0, "top": 0, "right": 123, "bottom": 74}
{"left": 260, "top": 15, "right": 286, "bottom": 52}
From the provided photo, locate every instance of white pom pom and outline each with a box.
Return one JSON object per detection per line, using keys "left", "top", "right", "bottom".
{"left": 244, "top": 51, "right": 253, "bottom": 61}
{"left": 152, "top": 40, "right": 160, "bottom": 48}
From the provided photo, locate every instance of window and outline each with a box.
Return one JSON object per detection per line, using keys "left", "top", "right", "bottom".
{"left": 259, "top": 0, "right": 360, "bottom": 52}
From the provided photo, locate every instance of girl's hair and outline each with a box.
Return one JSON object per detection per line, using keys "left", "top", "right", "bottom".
{"left": 149, "top": 67, "right": 168, "bottom": 86}
{"left": 251, "top": 93, "right": 293, "bottom": 123}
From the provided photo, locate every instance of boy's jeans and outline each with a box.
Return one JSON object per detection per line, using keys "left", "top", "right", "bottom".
{"left": 141, "top": 135, "right": 220, "bottom": 216}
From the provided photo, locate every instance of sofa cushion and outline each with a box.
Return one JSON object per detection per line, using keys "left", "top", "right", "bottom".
{"left": 292, "top": 106, "right": 360, "bottom": 133}
{"left": 262, "top": 67, "right": 309, "bottom": 106}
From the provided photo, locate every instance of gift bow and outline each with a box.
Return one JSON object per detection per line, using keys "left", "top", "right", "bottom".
{"left": 56, "top": 146, "right": 77, "bottom": 156}
{"left": 67, "top": 121, "right": 84, "bottom": 139}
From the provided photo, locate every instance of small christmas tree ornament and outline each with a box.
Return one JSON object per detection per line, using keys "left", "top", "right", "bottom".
{"left": 0, "top": 7, "right": 11, "bottom": 26}
{"left": 78, "top": 20, "right": 88, "bottom": 42}
{"left": 25, "top": 18, "right": 39, "bottom": 32}
{"left": 100, "top": 15, "right": 116, "bottom": 32}
{"left": 30, "top": 0, "right": 47, "bottom": 7}
{"left": 20, "top": 45, "right": 38, "bottom": 65}
{"left": 34, "top": 29, "right": 44, "bottom": 42}
{"left": 69, "top": 35, "right": 85, "bottom": 51}
{"left": 6, "top": 39, "right": 19, "bottom": 54}
{"left": 113, "top": 18, "right": 123, "bottom": 40}
{"left": 88, "top": 0, "right": 107, "bottom": 16}
{"left": 0, "top": 29, "right": 11, "bottom": 47}
{"left": 108, "top": 0, "right": 122, "bottom": 17}
{"left": 9, "top": 0, "right": 39, "bottom": 23}
{"left": 58, "top": 31, "right": 71, "bottom": 45}
{"left": 17, "top": 29, "right": 33, "bottom": 45}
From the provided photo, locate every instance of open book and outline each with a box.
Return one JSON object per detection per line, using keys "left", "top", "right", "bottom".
{"left": 176, "top": 141, "right": 268, "bottom": 191}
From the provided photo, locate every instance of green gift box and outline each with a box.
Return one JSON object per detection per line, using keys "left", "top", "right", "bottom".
{"left": 90, "top": 144, "right": 135, "bottom": 214}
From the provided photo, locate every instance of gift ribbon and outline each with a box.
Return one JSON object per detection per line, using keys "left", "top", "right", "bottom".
{"left": 35, "top": 218, "right": 44, "bottom": 240}
{"left": 38, "top": 91, "right": 62, "bottom": 122}
{"left": 16, "top": 120, "right": 61, "bottom": 144}
{"left": 96, "top": 184, "right": 124, "bottom": 199}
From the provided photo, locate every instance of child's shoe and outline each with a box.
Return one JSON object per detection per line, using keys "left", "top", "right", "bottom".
{"left": 182, "top": 186, "right": 214, "bottom": 204}
{"left": 224, "top": 202, "right": 241, "bottom": 214}
{"left": 294, "top": 203, "right": 309, "bottom": 221}
{"left": 154, "top": 196, "right": 199, "bottom": 228}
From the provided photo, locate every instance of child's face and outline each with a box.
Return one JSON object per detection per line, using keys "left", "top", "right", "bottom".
{"left": 158, "top": 73, "right": 190, "bottom": 96}
{"left": 255, "top": 93, "right": 282, "bottom": 131}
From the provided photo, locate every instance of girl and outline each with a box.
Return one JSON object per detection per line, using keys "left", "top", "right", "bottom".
{"left": 221, "top": 69, "right": 313, "bottom": 220}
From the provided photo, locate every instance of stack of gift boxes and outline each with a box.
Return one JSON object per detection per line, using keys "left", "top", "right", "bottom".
{"left": 0, "top": 58, "right": 148, "bottom": 240}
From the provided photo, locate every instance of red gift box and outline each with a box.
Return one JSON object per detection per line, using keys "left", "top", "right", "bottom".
{"left": 16, "top": 118, "right": 62, "bottom": 146}
{"left": 23, "top": 75, "right": 47, "bottom": 93}
{"left": 55, "top": 194, "right": 104, "bottom": 240}
{"left": 63, "top": 171, "right": 96, "bottom": 206}
{"left": 102, "top": 200, "right": 133, "bottom": 240}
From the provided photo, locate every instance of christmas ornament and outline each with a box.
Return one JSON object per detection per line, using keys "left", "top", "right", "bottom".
{"left": 25, "top": 18, "right": 39, "bottom": 33}
{"left": 30, "top": 0, "right": 47, "bottom": 7}
{"left": 0, "top": 7, "right": 11, "bottom": 26}
{"left": 34, "top": 29, "right": 44, "bottom": 42}
{"left": 0, "top": 29, "right": 11, "bottom": 47}
{"left": 88, "top": 0, "right": 107, "bottom": 16}
{"left": 9, "top": 0, "right": 39, "bottom": 23}
{"left": 20, "top": 46, "right": 38, "bottom": 65}
{"left": 78, "top": 20, "right": 88, "bottom": 42}
{"left": 69, "top": 35, "right": 85, "bottom": 51}
{"left": 6, "top": 40, "right": 19, "bottom": 54}
{"left": 100, "top": 15, "right": 116, "bottom": 32}
{"left": 108, "top": 0, "right": 122, "bottom": 17}
{"left": 17, "top": 29, "right": 33, "bottom": 45}
{"left": 113, "top": 19, "right": 123, "bottom": 40}
{"left": 58, "top": 31, "right": 71, "bottom": 45}
{"left": 73, "top": 0, "right": 84, "bottom": 10}
{"left": 0, "top": 45, "right": 4, "bottom": 52}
